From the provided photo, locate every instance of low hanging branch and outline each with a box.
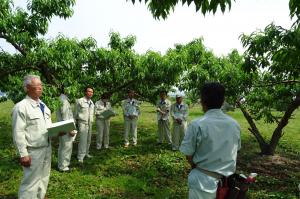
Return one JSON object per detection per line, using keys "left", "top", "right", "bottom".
{"left": 0, "top": 33, "right": 27, "bottom": 56}
{"left": 0, "top": 65, "right": 40, "bottom": 79}
{"left": 254, "top": 80, "right": 300, "bottom": 87}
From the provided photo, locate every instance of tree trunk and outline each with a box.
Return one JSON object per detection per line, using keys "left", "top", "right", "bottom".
{"left": 266, "top": 93, "right": 300, "bottom": 155}
{"left": 236, "top": 101, "right": 270, "bottom": 154}
{"left": 237, "top": 92, "right": 300, "bottom": 155}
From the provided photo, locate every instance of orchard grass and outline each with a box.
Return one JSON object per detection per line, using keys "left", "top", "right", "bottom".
{"left": 0, "top": 101, "right": 299, "bottom": 199}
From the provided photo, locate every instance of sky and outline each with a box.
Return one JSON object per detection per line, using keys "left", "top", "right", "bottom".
{"left": 2, "top": 0, "right": 295, "bottom": 56}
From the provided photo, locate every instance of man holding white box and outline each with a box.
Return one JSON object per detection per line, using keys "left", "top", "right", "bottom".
{"left": 156, "top": 90, "right": 172, "bottom": 145}
{"left": 12, "top": 75, "right": 52, "bottom": 199}
{"left": 170, "top": 93, "right": 189, "bottom": 151}
{"left": 95, "top": 93, "right": 114, "bottom": 150}
{"left": 122, "top": 90, "right": 140, "bottom": 147}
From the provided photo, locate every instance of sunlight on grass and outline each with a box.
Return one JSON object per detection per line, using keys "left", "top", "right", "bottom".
{"left": 0, "top": 101, "right": 299, "bottom": 199}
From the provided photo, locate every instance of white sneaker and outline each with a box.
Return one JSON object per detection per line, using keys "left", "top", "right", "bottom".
{"left": 78, "top": 159, "right": 83, "bottom": 163}
{"left": 86, "top": 154, "right": 93, "bottom": 158}
{"left": 124, "top": 143, "right": 129, "bottom": 148}
{"left": 59, "top": 167, "right": 70, "bottom": 172}
{"left": 172, "top": 147, "right": 178, "bottom": 151}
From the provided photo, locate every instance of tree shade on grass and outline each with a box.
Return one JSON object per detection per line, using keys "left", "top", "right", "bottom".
{"left": 0, "top": 101, "right": 299, "bottom": 198}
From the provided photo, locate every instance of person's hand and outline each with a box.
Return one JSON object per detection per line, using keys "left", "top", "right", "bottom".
{"left": 176, "top": 118, "right": 182, "bottom": 125}
{"left": 69, "top": 130, "right": 76, "bottom": 137}
{"left": 58, "top": 131, "right": 66, "bottom": 136}
{"left": 20, "top": 156, "right": 31, "bottom": 167}
{"left": 191, "top": 163, "right": 196, "bottom": 169}
{"left": 129, "top": 115, "right": 136, "bottom": 120}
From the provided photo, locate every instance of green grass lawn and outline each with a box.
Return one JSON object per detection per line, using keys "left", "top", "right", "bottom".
{"left": 0, "top": 101, "right": 299, "bottom": 199}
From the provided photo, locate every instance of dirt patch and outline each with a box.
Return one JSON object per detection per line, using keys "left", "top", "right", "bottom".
{"left": 238, "top": 154, "right": 300, "bottom": 179}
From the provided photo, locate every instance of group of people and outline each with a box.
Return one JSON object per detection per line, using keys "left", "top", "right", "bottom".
{"left": 12, "top": 74, "right": 241, "bottom": 199}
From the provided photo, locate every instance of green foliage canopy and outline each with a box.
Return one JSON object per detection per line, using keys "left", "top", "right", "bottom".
{"left": 130, "top": 0, "right": 300, "bottom": 22}
{"left": 0, "top": 1, "right": 186, "bottom": 109}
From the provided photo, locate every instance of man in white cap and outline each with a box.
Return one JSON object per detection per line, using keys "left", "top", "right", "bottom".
{"left": 170, "top": 93, "right": 188, "bottom": 151}
{"left": 122, "top": 90, "right": 140, "bottom": 147}
{"left": 57, "top": 87, "right": 77, "bottom": 172}
{"left": 12, "top": 74, "right": 52, "bottom": 199}
{"left": 156, "top": 90, "right": 172, "bottom": 145}
{"left": 75, "top": 86, "right": 94, "bottom": 163}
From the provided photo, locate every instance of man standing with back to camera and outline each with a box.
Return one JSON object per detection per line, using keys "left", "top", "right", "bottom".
{"left": 12, "top": 75, "right": 52, "bottom": 199}
{"left": 180, "top": 82, "right": 241, "bottom": 199}
{"left": 57, "top": 87, "right": 77, "bottom": 172}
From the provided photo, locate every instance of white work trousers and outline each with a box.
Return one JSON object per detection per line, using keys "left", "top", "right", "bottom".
{"left": 124, "top": 118, "right": 138, "bottom": 145}
{"left": 157, "top": 119, "right": 172, "bottom": 144}
{"left": 18, "top": 145, "right": 51, "bottom": 199}
{"left": 96, "top": 119, "right": 110, "bottom": 149}
{"left": 58, "top": 134, "right": 73, "bottom": 170}
{"left": 172, "top": 121, "right": 187, "bottom": 150}
{"left": 77, "top": 122, "right": 92, "bottom": 160}
{"left": 189, "top": 189, "right": 216, "bottom": 199}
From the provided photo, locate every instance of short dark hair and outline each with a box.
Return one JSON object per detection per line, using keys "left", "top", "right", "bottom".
{"left": 101, "top": 92, "right": 111, "bottom": 99}
{"left": 159, "top": 90, "right": 167, "bottom": 95}
{"left": 200, "top": 82, "right": 225, "bottom": 109}
{"left": 84, "top": 86, "right": 93, "bottom": 92}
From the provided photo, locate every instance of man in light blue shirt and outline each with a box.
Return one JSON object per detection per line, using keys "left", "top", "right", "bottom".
{"left": 180, "top": 82, "right": 241, "bottom": 199}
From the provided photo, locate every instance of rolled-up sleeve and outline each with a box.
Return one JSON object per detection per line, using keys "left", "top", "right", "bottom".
{"left": 180, "top": 123, "right": 199, "bottom": 156}
{"left": 12, "top": 105, "right": 28, "bottom": 157}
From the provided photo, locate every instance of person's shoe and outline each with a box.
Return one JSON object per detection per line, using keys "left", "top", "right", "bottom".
{"left": 86, "top": 154, "right": 93, "bottom": 158}
{"left": 78, "top": 159, "right": 83, "bottom": 163}
{"left": 59, "top": 167, "right": 70, "bottom": 172}
{"left": 124, "top": 143, "right": 129, "bottom": 148}
{"left": 172, "top": 147, "right": 178, "bottom": 151}
{"left": 132, "top": 143, "right": 137, "bottom": 146}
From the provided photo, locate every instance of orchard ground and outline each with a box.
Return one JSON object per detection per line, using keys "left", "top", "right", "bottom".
{"left": 0, "top": 101, "right": 299, "bottom": 199}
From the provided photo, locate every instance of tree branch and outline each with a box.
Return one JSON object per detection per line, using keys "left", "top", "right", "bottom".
{"left": 0, "top": 33, "right": 27, "bottom": 56}
{"left": 0, "top": 65, "right": 40, "bottom": 79}
{"left": 268, "top": 92, "right": 300, "bottom": 154}
{"left": 236, "top": 101, "right": 269, "bottom": 152}
{"left": 110, "top": 79, "right": 137, "bottom": 94}
{"left": 38, "top": 62, "right": 58, "bottom": 86}
{"left": 254, "top": 80, "right": 300, "bottom": 87}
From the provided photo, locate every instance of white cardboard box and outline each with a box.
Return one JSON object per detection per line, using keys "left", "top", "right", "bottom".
{"left": 48, "top": 119, "right": 76, "bottom": 137}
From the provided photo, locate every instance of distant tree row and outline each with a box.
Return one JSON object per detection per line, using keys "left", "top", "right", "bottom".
{"left": 0, "top": 0, "right": 299, "bottom": 155}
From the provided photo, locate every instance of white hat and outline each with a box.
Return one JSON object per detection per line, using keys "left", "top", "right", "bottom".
{"left": 175, "top": 93, "right": 183, "bottom": 98}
